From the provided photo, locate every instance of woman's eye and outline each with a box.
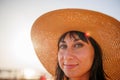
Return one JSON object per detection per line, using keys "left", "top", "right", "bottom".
{"left": 59, "top": 44, "right": 67, "bottom": 49}
{"left": 74, "top": 43, "right": 83, "bottom": 48}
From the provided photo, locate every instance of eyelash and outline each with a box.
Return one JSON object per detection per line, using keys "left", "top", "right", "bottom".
{"left": 59, "top": 44, "right": 67, "bottom": 49}
{"left": 59, "top": 43, "right": 84, "bottom": 50}
{"left": 74, "top": 43, "right": 84, "bottom": 48}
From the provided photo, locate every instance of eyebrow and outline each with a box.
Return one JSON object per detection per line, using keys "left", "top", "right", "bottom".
{"left": 60, "top": 38, "right": 81, "bottom": 43}
{"left": 74, "top": 38, "right": 81, "bottom": 41}
{"left": 60, "top": 40, "right": 66, "bottom": 43}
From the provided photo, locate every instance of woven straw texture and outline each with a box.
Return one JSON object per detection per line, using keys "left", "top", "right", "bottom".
{"left": 31, "top": 9, "right": 120, "bottom": 80}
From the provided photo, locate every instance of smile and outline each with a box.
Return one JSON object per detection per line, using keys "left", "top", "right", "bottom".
{"left": 63, "top": 63, "right": 78, "bottom": 69}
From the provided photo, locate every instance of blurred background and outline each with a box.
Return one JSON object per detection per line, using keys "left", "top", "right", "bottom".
{"left": 0, "top": 0, "right": 120, "bottom": 80}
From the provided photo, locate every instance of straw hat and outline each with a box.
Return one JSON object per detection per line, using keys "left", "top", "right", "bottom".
{"left": 31, "top": 9, "right": 120, "bottom": 80}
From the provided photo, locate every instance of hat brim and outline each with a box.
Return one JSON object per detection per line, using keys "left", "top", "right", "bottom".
{"left": 31, "top": 9, "right": 120, "bottom": 80}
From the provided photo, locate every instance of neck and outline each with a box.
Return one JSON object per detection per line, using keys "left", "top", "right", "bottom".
{"left": 69, "top": 77, "right": 89, "bottom": 80}
{"left": 69, "top": 73, "right": 90, "bottom": 80}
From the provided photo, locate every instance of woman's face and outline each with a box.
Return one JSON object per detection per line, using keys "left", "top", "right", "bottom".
{"left": 58, "top": 33, "right": 94, "bottom": 80}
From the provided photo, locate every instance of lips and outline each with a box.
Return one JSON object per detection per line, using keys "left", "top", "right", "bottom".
{"left": 63, "top": 63, "right": 78, "bottom": 69}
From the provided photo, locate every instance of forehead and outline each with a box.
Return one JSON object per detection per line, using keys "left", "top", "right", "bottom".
{"left": 66, "top": 33, "right": 79, "bottom": 39}
{"left": 61, "top": 33, "right": 80, "bottom": 42}
{"left": 58, "top": 31, "right": 89, "bottom": 45}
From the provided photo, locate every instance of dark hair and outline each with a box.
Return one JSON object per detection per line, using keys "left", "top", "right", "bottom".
{"left": 55, "top": 31, "right": 107, "bottom": 80}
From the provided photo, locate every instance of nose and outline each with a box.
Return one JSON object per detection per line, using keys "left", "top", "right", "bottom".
{"left": 63, "top": 48, "right": 74, "bottom": 61}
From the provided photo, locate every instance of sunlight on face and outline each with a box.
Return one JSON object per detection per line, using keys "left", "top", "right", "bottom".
{"left": 58, "top": 33, "right": 94, "bottom": 80}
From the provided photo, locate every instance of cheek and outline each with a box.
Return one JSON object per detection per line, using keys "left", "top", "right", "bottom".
{"left": 80, "top": 48, "right": 94, "bottom": 66}
{"left": 81, "top": 49, "right": 94, "bottom": 59}
{"left": 76, "top": 47, "right": 94, "bottom": 65}
{"left": 58, "top": 52, "right": 61, "bottom": 61}
{"left": 58, "top": 52, "right": 63, "bottom": 67}
{"left": 81, "top": 45, "right": 94, "bottom": 57}
{"left": 87, "top": 47, "right": 94, "bottom": 62}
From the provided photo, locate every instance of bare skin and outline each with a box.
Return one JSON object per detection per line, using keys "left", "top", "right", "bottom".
{"left": 58, "top": 33, "right": 94, "bottom": 80}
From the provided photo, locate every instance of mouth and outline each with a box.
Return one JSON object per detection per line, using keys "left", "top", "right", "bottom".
{"left": 63, "top": 63, "right": 78, "bottom": 69}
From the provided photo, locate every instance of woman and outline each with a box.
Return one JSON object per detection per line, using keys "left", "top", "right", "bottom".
{"left": 31, "top": 9, "right": 120, "bottom": 80}
{"left": 56, "top": 31, "right": 106, "bottom": 80}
